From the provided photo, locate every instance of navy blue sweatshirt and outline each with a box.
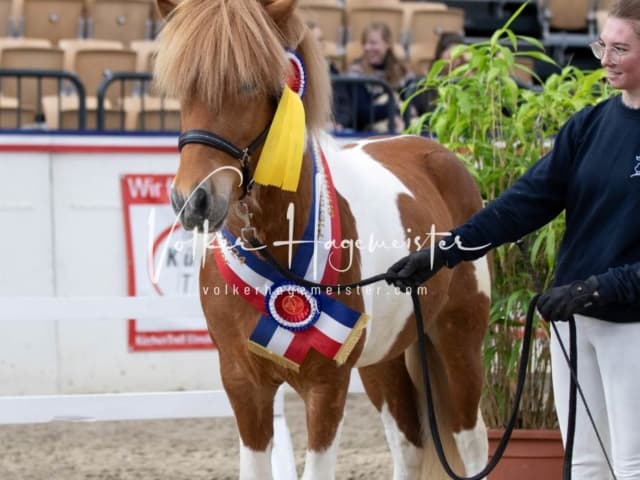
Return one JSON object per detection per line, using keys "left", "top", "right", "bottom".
{"left": 445, "top": 95, "right": 640, "bottom": 323}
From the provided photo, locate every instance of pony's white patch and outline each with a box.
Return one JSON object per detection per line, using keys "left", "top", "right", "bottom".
{"left": 301, "top": 417, "right": 343, "bottom": 480}
{"left": 380, "top": 402, "right": 423, "bottom": 480}
{"left": 318, "top": 133, "right": 415, "bottom": 366}
{"left": 453, "top": 411, "right": 488, "bottom": 478}
{"left": 471, "top": 256, "right": 491, "bottom": 299}
{"left": 239, "top": 440, "right": 272, "bottom": 480}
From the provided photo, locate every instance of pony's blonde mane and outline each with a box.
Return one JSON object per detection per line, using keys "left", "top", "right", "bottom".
{"left": 154, "top": 0, "right": 331, "bottom": 132}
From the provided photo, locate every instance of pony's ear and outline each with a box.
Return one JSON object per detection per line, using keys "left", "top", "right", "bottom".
{"left": 156, "top": 0, "right": 180, "bottom": 20}
{"left": 261, "top": 0, "right": 296, "bottom": 23}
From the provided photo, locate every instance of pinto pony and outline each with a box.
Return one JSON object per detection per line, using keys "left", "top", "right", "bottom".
{"left": 154, "top": 0, "right": 491, "bottom": 478}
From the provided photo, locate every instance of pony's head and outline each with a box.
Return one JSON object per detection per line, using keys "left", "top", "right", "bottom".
{"left": 154, "top": 0, "right": 331, "bottom": 231}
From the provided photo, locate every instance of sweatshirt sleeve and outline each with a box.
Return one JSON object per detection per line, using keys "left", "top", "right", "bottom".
{"left": 596, "top": 264, "right": 640, "bottom": 305}
{"left": 441, "top": 110, "right": 587, "bottom": 266}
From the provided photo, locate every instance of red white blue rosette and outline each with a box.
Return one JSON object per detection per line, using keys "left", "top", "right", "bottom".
{"left": 286, "top": 49, "right": 307, "bottom": 99}
{"left": 266, "top": 282, "right": 320, "bottom": 331}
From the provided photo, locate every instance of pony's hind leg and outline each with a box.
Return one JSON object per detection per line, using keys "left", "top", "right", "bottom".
{"left": 359, "top": 356, "right": 424, "bottom": 480}
{"left": 426, "top": 258, "right": 491, "bottom": 477}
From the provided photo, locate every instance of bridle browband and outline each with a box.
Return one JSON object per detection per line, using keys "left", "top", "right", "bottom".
{"left": 178, "top": 124, "right": 271, "bottom": 198}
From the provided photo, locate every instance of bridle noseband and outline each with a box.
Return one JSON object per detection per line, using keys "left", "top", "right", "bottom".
{"left": 178, "top": 124, "right": 271, "bottom": 198}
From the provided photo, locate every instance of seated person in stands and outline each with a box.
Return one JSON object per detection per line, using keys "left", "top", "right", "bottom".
{"left": 406, "top": 32, "right": 467, "bottom": 116}
{"left": 335, "top": 21, "right": 413, "bottom": 133}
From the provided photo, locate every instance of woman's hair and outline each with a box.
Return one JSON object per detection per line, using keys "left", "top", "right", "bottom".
{"left": 609, "top": 0, "right": 640, "bottom": 35}
{"left": 434, "top": 32, "right": 465, "bottom": 61}
{"left": 359, "top": 21, "right": 407, "bottom": 87}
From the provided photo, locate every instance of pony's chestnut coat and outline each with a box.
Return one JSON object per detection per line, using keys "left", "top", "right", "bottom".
{"left": 154, "top": 0, "right": 491, "bottom": 478}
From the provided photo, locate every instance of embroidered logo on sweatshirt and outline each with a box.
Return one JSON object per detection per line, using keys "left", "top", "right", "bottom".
{"left": 631, "top": 155, "right": 640, "bottom": 178}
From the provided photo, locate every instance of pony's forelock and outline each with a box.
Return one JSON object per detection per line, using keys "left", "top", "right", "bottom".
{"left": 153, "top": 0, "right": 331, "bottom": 132}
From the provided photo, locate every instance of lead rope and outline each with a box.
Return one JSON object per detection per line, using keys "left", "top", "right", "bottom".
{"left": 246, "top": 235, "right": 534, "bottom": 480}
{"left": 515, "top": 240, "right": 617, "bottom": 480}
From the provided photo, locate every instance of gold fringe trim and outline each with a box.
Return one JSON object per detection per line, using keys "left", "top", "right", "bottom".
{"left": 333, "top": 313, "right": 369, "bottom": 366}
{"left": 248, "top": 340, "right": 300, "bottom": 372}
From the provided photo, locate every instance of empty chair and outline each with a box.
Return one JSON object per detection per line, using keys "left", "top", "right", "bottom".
{"left": 75, "top": 48, "right": 137, "bottom": 101}
{"left": 0, "top": 96, "right": 36, "bottom": 128}
{"left": 538, "top": 0, "right": 598, "bottom": 60}
{"left": 123, "top": 95, "right": 180, "bottom": 131}
{"left": 406, "top": 8, "right": 464, "bottom": 74}
{"left": 85, "top": 0, "right": 153, "bottom": 46}
{"left": 299, "top": 4, "right": 345, "bottom": 66}
{"left": 59, "top": 39, "right": 136, "bottom": 102}
{"left": 539, "top": 0, "right": 596, "bottom": 32}
{"left": 0, "top": 0, "right": 16, "bottom": 36}
{"left": 14, "top": 0, "right": 86, "bottom": 44}
{"left": 346, "top": 6, "right": 404, "bottom": 65}
{"left": 0, "top": 41, "right": 65, "bottom": 114}
{"left": 400, "top": 1, "right": 447, "bottom": 35}
{"left": 42, "top": 94, "right": 117, "bottom": 129}
{"left": 130, "top": 39, "right": 158, "bottom": 72}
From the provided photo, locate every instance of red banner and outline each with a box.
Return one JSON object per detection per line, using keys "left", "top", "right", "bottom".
{"left": 121, "top": 174, "right": 214, "bottom": 351}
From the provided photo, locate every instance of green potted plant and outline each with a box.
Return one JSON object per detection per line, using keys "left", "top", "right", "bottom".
{"left": 404, "top": 5, "right": 613, "bottom": 478}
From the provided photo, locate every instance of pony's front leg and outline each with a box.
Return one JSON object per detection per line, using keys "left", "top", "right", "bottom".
{"left": 225, "top": 380, "right": 280, "bottom": 480}
{"left": 299, "top": 373, "right": 350, "bottom": 480}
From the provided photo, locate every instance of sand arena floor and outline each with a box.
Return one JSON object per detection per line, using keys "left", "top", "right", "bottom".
{"left": 0, "top": 393, "right": 393, "bottom": 480}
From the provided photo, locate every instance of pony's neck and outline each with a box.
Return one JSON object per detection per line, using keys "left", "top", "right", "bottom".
{"left": 228, "top": 142, "right": 315, "bottom": 262}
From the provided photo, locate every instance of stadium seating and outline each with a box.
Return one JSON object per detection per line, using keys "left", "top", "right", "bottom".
{"left": 298, "top": 3, "right": 345, "bottom": 69}
{"left": 0, "top": 39, "right": 64, "bottom": 116}
{"left": 14, "top": 0, "right": 86, "bottom": 44}
{"left": 401, "top": 1, "right": 448, "bottom": 35}
{"left": 123, "top": 95, "right": 180, "bottom": 130}
{"left": 0, "top": 96, "right": 35, "bottom": 128}
{"left": 0, "top": 0, "right": 15, "bottom": 37}
{"left": 85, "top": 0, "right": 153, "bottom": 45}
{"left": 405, "top": 7, "right": 464, "bottom": 74}
{"left": 129, "top": 39, "right": 158, "bottom": 73}
{"left": 538, "top": 0, "right": 597, "bottom": 61}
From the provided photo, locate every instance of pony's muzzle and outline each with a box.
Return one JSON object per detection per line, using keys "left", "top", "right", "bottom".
{"left": 171, "top": 185, "right": 227, "bottom": 232}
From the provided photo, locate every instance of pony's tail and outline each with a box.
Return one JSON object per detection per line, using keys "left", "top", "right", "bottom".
{"left": 405, "top": 340, "right": 466, "bottom": 479}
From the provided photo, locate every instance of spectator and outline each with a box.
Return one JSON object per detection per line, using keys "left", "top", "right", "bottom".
{"left": 336, "top": 22, "right": 412, "bottom": 132}
{"left": 408, "top": 32, "right": 467, "bottom": 116}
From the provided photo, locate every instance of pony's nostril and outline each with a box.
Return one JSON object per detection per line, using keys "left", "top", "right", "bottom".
{"left": 192, "top": 187, "right": 209, "bottom": 214}
{"left": 170, "top": 189, "right": 184, "bottom": 214}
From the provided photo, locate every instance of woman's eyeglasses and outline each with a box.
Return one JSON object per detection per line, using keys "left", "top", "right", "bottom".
{"left": 589, "top": 41, "right": 629, "bottom": 61}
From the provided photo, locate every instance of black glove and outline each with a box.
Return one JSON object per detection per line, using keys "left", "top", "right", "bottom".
{"left": 537, "top": 276, "right": 602, "bottom": 322}
{"left": 386, "top": 247, "right": 447, "bottom": 291}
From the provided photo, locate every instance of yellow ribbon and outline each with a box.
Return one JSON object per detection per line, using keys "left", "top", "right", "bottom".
{"left": 253, "top": 85, "right": 306, "bottom": 192}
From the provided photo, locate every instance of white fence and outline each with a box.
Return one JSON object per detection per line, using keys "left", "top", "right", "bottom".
{"left": 0, "top": 133, "right": 371, "bottom": 480}
{"left": 0, "top": 295, "right": 297, "bottom": 480}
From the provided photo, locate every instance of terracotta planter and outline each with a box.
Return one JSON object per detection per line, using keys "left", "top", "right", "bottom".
{"left": 487, "top": 429, "right": 564, "bottom": 479}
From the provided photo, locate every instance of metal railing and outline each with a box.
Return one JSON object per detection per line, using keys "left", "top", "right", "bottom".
{"left": 0, "top": 68, "right": 86, "bottom": 129}
{"left": 96, "top": 71, "right": 178, "bottom": 131}
{"left": 331, "top": 75, "right": 400, "bottom": 134}
{"left": 0, "top": 69, "right": 401, "bottom": 134}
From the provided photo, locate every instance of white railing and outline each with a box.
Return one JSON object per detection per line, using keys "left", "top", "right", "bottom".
{"left": 0, "top": 296, "right": 297, "bottom": 480}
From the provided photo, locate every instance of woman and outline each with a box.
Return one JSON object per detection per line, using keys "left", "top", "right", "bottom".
{"left": 388, "top": 0, "right": 640, "bottom": 478}
{"left": 336, "top": 22, "right": 412, "bottom": 132}
{"left": 409, "top": 32, "right": 467, "bottom": 115}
